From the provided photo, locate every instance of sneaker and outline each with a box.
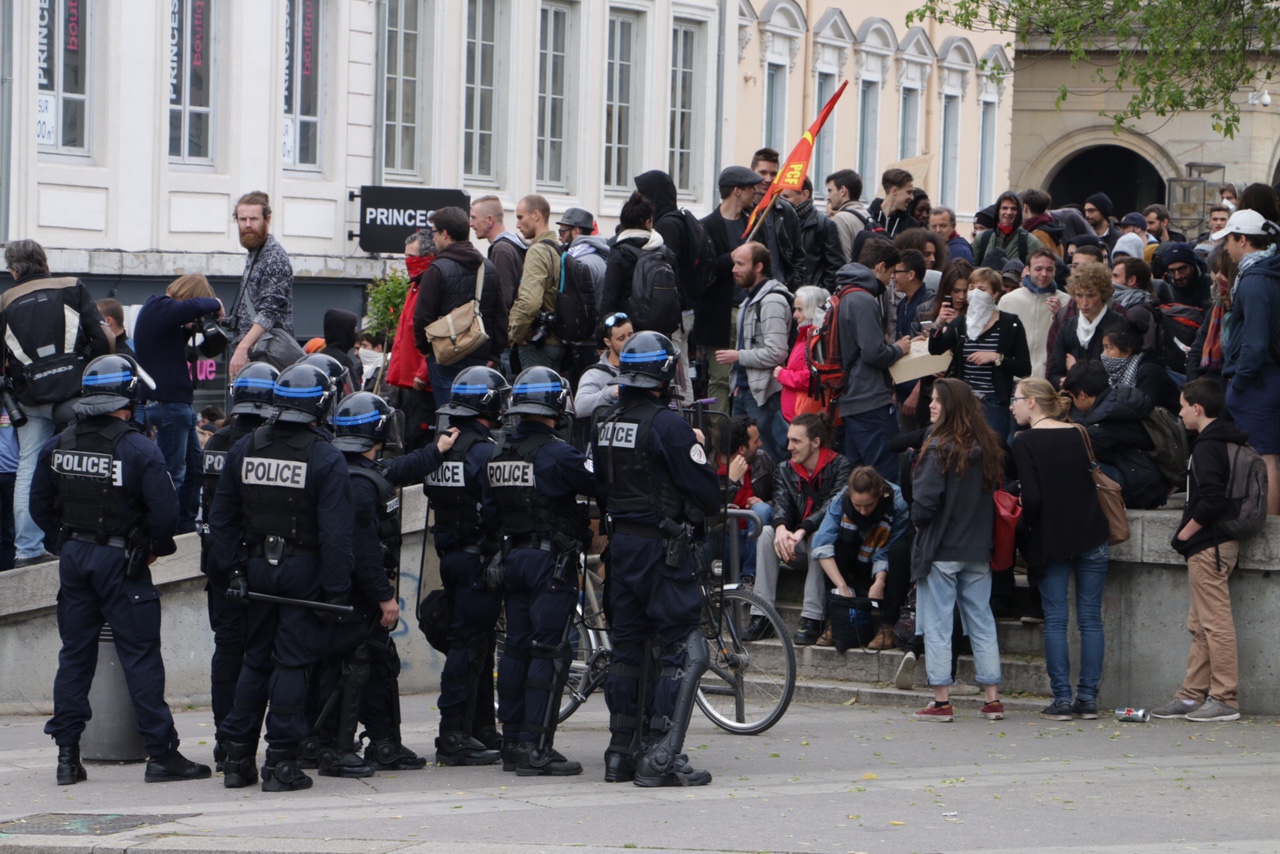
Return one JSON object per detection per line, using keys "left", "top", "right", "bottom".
{"left": 1041, "top": 700, "right": 1074, "bottom": 721}
{"left": 950, "top": 680, "right": 980, "bottom": 696}
{"left": 743, "top": 615, "right": 775, "bottom": 642}
{"left": 814, "top": 626, "right": 833, "bottom": 647}
{"left": 1072, "top": 699, "right": 1099, "bottom": 720}
{"left": 13, "top": 551, "right": 57, "bottom": 569}
{"left": 894, "top": 652, "right": 917, "bottom": 690}
{"left": 1186, "top": 697, "right": 1240, "bottom": 722}
{"left": 981, "top": 701, "right": 1005, "bottom": 720}
{"left": 912, "top": 702, "right": 954, "bottom": 722}
{"left": 144, "top": 750, "right": 212, "bottom": 783}
{"left": 1150, "top": 697, "right": 1200, "bottom": 719}
{"left": 792, "top": 617, "right": 824, "bottom": 646}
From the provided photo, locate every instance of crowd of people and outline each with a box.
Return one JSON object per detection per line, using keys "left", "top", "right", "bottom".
{"left": 4, "top": 161, "right": 1278, "bottom": 792}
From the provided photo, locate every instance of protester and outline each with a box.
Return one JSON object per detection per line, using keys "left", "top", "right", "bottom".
{"left": 928, "top": 206, "right": 973, "bottom": 262}
{"left": 229, "top": 191, "right": 293, "bottom": 378}
{"left": 573, "top": 313, "right": 633, "bottom": 419}
{"left": 783, "top": 177, "right": 844, "bottom": 291}
{"left": 1100, "top": 321, "right": 1180, "bottom": 412}
{"left": 96, "top": 298, "right": 135, "bottom": 358}
{"left": 772, "top": 286, "right": 827, "bottom": 422}
{"left": 1048, "top": 262, "right": 1124, "bottom": 389}
{"left": 973, "top": 190, "right": 1044, "bottom": 266}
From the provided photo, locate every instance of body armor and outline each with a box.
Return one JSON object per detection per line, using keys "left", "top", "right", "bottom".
{"left": 349, "top": 460, "right": 401, "bottom": 573}
{"left": 53, "top": 418, "right": 145, "bottom": 540}
{"left": 487, "top": 432, "right": 583, "bottom": 543}
{"left": 201, "top": 420, "right": 253, "bottom": 524}
{"left": 239, "top": 425, "right": 321, "bottom": 551}
{"left": 596, "top": 397, "right": 683, "bottom": 522}
{"left": 424, "top": 430, "right": 491, "bottom": 549}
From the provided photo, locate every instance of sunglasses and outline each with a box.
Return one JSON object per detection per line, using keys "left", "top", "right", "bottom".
{"left": 604, "top": 312, "right": 629, "bottom": 327}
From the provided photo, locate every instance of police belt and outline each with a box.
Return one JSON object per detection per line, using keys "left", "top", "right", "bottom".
{"left": 245, "top": 542, "right": 319, "bottom": 559}
{"left": 506, "top": 535, "right": 555, "bottom": 552}
{"left": 609, "top": 521, "right": 667, "bottom": 539}
{"left": 67, "top": 531, "right": 129, "bottom": 549}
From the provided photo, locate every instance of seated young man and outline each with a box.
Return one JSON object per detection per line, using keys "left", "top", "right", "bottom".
{"left": 748, "top": 414, "right": 851, "bottom": 644}
{"left": 809, "top": 466, "right": 912, "bottom": 650}
{"left": 718, "top": 415, "right": 776, "bottom": 587}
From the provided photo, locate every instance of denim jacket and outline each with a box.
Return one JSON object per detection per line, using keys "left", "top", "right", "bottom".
{"left": 810, "top": 482, "right": 911, "bottom": 575}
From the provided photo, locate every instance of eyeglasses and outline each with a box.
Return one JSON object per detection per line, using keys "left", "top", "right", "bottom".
{"left": 1010, "top": 396, "right": 1030, "bottom": 402}
{"left": 604, "top": 312, "right": 629, "bottom": 327}
{"left": 891, "top": 269, "right": 909, "bottom": 276}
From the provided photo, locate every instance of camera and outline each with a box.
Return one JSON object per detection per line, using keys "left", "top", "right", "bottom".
{"left": 0, "top": 377, "right": 27, "bottom": 429}
{"left": 529, "top": 310, "right": 556, "bottom": 345}
{"left": 195, "top": 314, "right": 231, "bottom": 358}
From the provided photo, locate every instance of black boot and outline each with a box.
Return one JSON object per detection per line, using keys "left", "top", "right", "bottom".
{"left": 145, "top": 750, "right": 212, "bottom": 783}
{"left": 603, "top": 747, "right": 636, "bottom": 783}
{"left": 633, "top": 630, "right": 713, "bottom": 788}
{"left": 318, "top": 746, "right": 376, "bottom": 778}
{"left": 365, "top": 739, "right": 428, "bottom": 771}
{"left": 221, "top": 740, "right": 259, "bottom": 789}
{"left": 213, "top": 741, "right": 227, "bottom": 773}
{"left": 56, "top": 744, "right": 86, "bottom": 786}
{"left": 261, "top": 746, "right": 312, "bottom": 792}
{"left": 473, "top": 725, "right": 502, "bottom": 751}
{"left": 516, "top": 742, "right": 582, "bottom": 777}
{"left": 501, "top": 741, "right": 526, "bottom": 772}
{"left": 297, "top": 736, "right": 325, "bottom": 769}
{"left": 435, "top": 730, "right": 501, "bottom": 766}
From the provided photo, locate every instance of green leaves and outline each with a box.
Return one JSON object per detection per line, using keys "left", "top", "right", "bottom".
{"left": 365, "top": 266, "right": 411, "bottom": 343}
{"left": 912, "top": 0, "right": 1280, "bottom": 137}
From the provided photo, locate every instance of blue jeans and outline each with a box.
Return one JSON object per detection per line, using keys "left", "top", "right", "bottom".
{"left": 427, "top": 354, "right": 486, "bottom": 411}
{"left": 981, "top": 394, "right": 1011, "bottom": 439}
{"left": 145, "top": 402, "right": 198, "bottom": 531}
{"left": 917, "top": 560, "right": 1002, "bottom": 688}
{"left": 842, "top": 405, "right": 899, "bottom": 484}
{"left": 1039, "top": 543, "right": 1109, "bottom": 703}
{"left": 14, "top": 403, "right": 55, "bottom": 559}
{"left": 732, "top": 389, "right": 787, "bottom": 464}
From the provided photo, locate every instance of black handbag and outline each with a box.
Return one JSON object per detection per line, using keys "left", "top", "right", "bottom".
{"left": 827, "top": 591, "right": 881, "bottom": 652}
{"left": 416, "top": 588, "right": 452, "bottom": 653}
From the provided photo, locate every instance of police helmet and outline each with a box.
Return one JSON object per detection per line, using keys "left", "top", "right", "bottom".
{"left": 332, "top": 392, "right": 399, "bottom": 453}
{"left": 616, "top": 331, "right": 679, "bottom": 390}
{"left": 272, "top": 363, "right": 334, "bottom": 425}
{"left": 507, "top": 367, "right": 571, "bottom": 418}
{"left": 74, "top": 354, "right": 155, "bottom": 418}
{"left": 298, "top": 352, "right": 353, "bottom": 400}
{"left": 437, "top": 366, "right": 510, "bottom": 419}
{"left": 230, "top": 362, "right": 280, "bottom": 417}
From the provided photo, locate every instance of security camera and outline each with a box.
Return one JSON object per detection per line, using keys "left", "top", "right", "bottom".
{"left": 1262, "top": 90, "right": 1272, "bottom": 107}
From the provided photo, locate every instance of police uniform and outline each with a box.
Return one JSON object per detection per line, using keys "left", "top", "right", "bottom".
{"left": 209, "top": 363, "right": 354, "bottom": 792}
{"left": 491, "top": 377, "right": 595, "bottom": 774}
{"left": 592, "top": 333, "right": 721, "bottom": 787}
{"left": 31, "top": 355, "right": 209, "bottom": 785}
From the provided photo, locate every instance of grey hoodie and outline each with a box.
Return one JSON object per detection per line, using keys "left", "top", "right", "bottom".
{"left": 568, "top": 234, "right": 610, "bottom": 308}
{"left": 737, "top": 277, "right": 792, "bottom": 406}
{"left": 834, "top": 263, "right": 905, "bottom": 417}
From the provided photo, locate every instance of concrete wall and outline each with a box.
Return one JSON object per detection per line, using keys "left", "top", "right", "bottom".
{"left": 0, "top": 491, "right": 441, "bottom": 716}
{"left": 1103, "top": 509, "right": 1280, "bottom": 716}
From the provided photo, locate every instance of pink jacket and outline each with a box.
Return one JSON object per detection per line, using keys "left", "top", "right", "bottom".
{"left": 775, "top": 323, "right": 813, "bottom": 422}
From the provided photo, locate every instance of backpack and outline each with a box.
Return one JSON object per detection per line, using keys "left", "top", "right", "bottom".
{"left": 1029, "top": 228, "right": 1063, "bottom": 258}
{"left": 0, "top": 277, "right": 95, "bottom": 405}
{"left": 1193, "top": 442, "right": 1269, "bottom": 540}
{"left": 626, "top": 246, "right": 682, "bottom": 336}
{"left": 805, "top": 284, "right": 870, "bottom": 405}
{"left": 551, "top": 251, "right": 599, "bottom": 342}
{"left": 1142, "top": 404, "right": 1190, "bottom": 491}
{"left": 750, "top": 287, "right": 797, "bottom": 352}
{"left": 848, "top": 209, "right": 891, "bottom": 266}
{"left": 661, "top": 209, "right": 715, "bottom": 309}
{"left": 1156, "top": 303, "right": 1202, "bottom": 374}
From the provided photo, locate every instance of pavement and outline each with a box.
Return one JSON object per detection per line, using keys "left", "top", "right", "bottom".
{"left": 1, "top": 693, "right": 1278, "bottom": 853}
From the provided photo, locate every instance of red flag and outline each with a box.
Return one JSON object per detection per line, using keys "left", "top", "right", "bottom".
{"left": 743, "top": 79, "right": 849, "bottom": 239}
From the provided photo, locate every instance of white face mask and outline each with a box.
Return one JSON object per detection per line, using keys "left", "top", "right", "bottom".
{"left": 965, "top": 289, "right": 995, "bottom": 340}
{"left": 359, "top": 348, "right": 383, "bottom": 381}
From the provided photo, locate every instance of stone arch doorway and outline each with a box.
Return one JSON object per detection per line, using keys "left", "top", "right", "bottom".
{"left": 1046, "top": 145, "right": 1167, "bottom": 214}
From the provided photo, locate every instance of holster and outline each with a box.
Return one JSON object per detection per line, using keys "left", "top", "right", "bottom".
{"left": 263, "top": 535, "right": 286, "bottom": 566}
{"left": 659, "top": 519, "right": 691, "bottom": 569}
{"left": 550, "top": 532, "right": 579, "bottom": 584}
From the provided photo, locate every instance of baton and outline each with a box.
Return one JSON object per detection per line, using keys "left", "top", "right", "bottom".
{"left": 245, "top": 591, "right": 355, "bottom": 614}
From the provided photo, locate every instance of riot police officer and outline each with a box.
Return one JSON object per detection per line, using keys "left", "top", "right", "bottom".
{"left": 592, "top": 332, "right": 721, "bottom": 787}
{"left": 426, "top": 366, "right": 508, "bottom": 766}
{"left": 322, "top": 391, "right": 459, "bottom": 773}
{"left": 200, "top": 361, "right": 278, "bottom": 769}
{"left": 299, "top": 352, "right": 354, "bottom": 404}
{"left": 31, "top": 354, "right": 210, "bottom": 785}
{"left": 491, "top": 367, "right": 595, "bottom": 776}
{"left": 209, "top": 362, "right": 355, "bottom": 792}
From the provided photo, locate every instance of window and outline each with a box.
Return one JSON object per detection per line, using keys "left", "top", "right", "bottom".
{"left": 464, "top": 0, "right": 496, "bottom": 179}
{"left": 898, "top": 87, "right": 920, "bottom": 160}
{"left": 603, "top": 13, "right": 636, "bottom": 190}
{"left": 35, "top": 0, "right": 89, "bottom": 152}
{"left": 939, "top": 95, "right": 960, "bottom": 208}
{"left": 978, "top": 100, "right": 997, "bottom": 208}
{"left": 764, "top": 63, "right": 786, "bottom": 149}
{"left": 857, "top": 80, "right": 879, "bottom": 198}
{"left": 168, "top": 0, "right": 213, "bottom": 162}
{"left": 668, "top": 22, "right": 697, "bottom": 193}
{"left": 384, "top": 0, "right": 422, "bottom": 173}
{"left": 813, "top": 72, "right": 837, "bottom": 198}
{"left": 536, "top": 2, "right": 569, "bottom": 186}
{"left": 283, "top": 0, "right": 322, "bottom": 168}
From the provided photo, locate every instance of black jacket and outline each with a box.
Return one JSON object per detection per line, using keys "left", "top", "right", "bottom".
{"left": 796, "top": 204, "right": 845, "bottom": 292}
{"left": 1048, "top": 307, "right": 1125, "bottom": 389}
{"left": 635, "top": 170, "right": 688, "bottom": 264}
{"left": 321, "top": 308, "right": 360, "bottom": 388}
{"left": 866, "top": 198, "right": 916, "bottom": 238}
{"left": 695, "top": 207, "right": 748, "bottom": 347}
{"left": 413, "top": 240, "right": 506, "bottom": 361}
{"left": 771, "top": 450, "right": 854, "bottom": 535}
{"left": 1074, "top": 384, "right": 1167, "bottom": 509}
{"left": 1175, "top": 417, "right": 1253, "bottom": 557}
{"left": 727, "top": 450, "right": 778, "bottom": 510}
{"left": 764, "top": 198, "right": 807, "bottom": 292}
{"left": 928, "top": 310, "right": 1032, "bottom": 405}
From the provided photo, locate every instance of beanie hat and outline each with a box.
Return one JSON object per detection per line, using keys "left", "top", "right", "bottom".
{"left": 1085, "top": 193, "right": 1114, "bottom": 219}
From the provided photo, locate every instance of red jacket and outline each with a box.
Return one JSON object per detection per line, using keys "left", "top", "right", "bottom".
{"left": 385, "top": 268, "right": 429, "bottom": 389}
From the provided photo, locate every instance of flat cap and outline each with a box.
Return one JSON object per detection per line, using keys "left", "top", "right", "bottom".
{"left": 718, "top": 166, "right": 767, "bottom": 188}
{"left": 556, "top": 207, "right": 595, "bottom": 230}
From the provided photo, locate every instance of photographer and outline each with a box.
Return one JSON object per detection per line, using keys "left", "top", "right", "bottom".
{"left": 133, "top": 274, "right": 224, "bottom": 535}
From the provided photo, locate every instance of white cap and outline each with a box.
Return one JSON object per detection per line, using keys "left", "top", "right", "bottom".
{"left": 1210, "top": 208, "right": 1272, "bottom": 241}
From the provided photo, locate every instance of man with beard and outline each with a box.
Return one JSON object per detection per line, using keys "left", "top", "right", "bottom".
{"left": 973, "top": 190, "right": 1044, "bottom": 266}
{"left": 229, "top": 191, "right": 295, "bottom": 378}
{"left": 1083, "top": 192, "right": 1119, "bottom": 253}
{"left": 1144, "top": 204, "right": 1186, "bottom": 244}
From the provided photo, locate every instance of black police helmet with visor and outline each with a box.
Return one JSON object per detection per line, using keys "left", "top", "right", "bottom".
{"left": 438, "top": 366, "right": 510, "bottom": 419}
{"left": 332, "top": 392, "right": 403, "bottom": 454}
{"left": 272, "top": 363, "right": 335, "bottom": 425}
{"left": 297, "top": 352, "right": 353, "bottom": 400}
{"left": 615, "top": 330, "right": 679, "bottom": 391}
{"left": 229, "top": 361, "right": 279, "bottom": 417}
{"left": 507, "top": 366, "right": 571, "bottom": 418}
{"left": 73, "top": 354, "right": 155, "bottom": 418}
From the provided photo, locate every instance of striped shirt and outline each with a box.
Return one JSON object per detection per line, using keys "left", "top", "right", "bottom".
{"left": 961, "top": 323, "right": 1002, "bottom": 398}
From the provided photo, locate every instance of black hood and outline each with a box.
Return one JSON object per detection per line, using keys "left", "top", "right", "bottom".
{"left": 1194, "top": 416, "right": 1251, "bottom": 448}
{"left": 833, "top": 263, "right": 886, "bottom": 298}
{"left": 994, "top": 190, "right": 1024, "bottom": 231}
{"left": 323, "top": 308, "right": 358, "bottom": 352}
{"left": 1085, "top": 384, "right": 1153, "bottom": 426}
{"left": 634, "top": 170, "right": 679, "bottom": 218}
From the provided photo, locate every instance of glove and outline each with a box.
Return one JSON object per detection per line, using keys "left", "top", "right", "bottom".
{"left": 226, "top": 573, "right": 248, "bottom": 606}
{"left": 318, "top": 591, "right": 349, "bottom": 624}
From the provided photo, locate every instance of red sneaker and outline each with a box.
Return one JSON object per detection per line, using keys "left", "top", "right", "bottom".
{"left": 912, "top": 702, "right": 954, "bottom": 722}
{"left": 981, "top": 701, "right": 1005, "bottom": 720}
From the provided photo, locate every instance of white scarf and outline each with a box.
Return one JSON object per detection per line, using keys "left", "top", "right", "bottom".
{"left": 1076, "top": 306, "right": 1105, "bottom": 349}
{"left": 965, "top": 289, "right": 996, "bottom": 341}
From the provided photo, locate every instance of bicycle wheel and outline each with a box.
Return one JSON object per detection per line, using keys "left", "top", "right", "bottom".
{"left": 494, "top": 600, "right": 605, "bottom": 723}
{"left": 696, "top": 587, "right": 796, "bottom": 735}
